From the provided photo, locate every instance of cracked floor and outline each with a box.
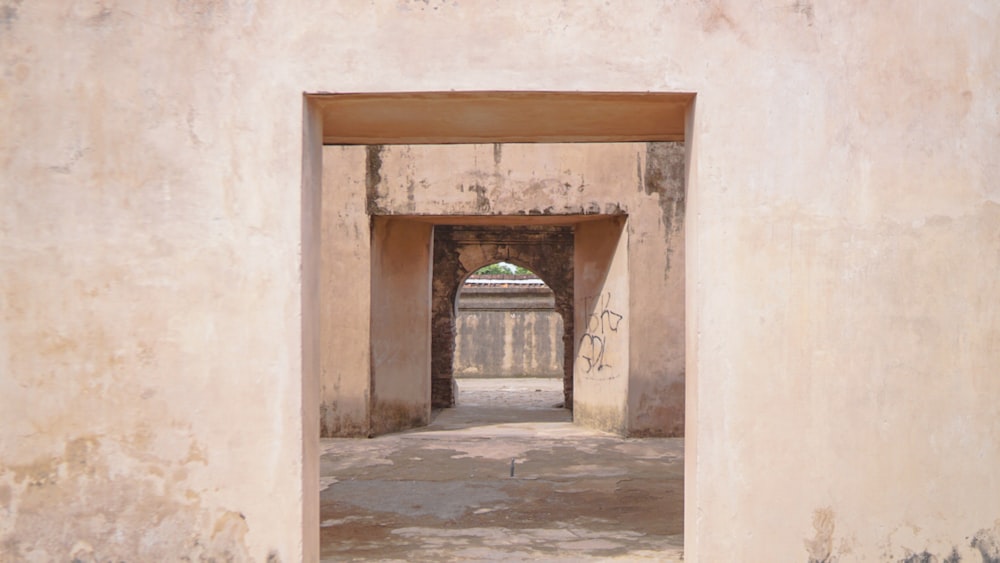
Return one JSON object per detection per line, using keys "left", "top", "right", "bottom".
{"left": 319, "top": 378, "right": 684, "bottom": 562}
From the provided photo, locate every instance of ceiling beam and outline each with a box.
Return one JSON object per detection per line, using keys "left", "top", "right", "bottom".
{"left": 309, "top": 91, "right": 692, "bottom": 145}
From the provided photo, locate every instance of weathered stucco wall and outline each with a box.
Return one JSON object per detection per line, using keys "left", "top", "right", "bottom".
{"left": 574, "top": 217, "right": 631, "bottom": 434}
{"left": 363, "top": 144, "right": 683, "bottom": 421}
{"left": 365, "top": 143, "right": 649, "bottom": 217}
{"left": 369, "top": 217, "right": 433, "bottom": 436}
{"left": 629, "top": 143, "right": 687, "bottom": 437}
{"left": 2, "top": 5, "right": 318, "bottom": 561}
{"left": 454, "top": 283, "right": 564, "bottom": 379}
{"left": 2, "top": 2, "right": 999, "bottom": 561}
{"left": 320, "top": 146, "right": 370, "bottom": 437}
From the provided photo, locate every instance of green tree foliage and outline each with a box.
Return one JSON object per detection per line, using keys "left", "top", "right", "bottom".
{"left": 474, "top": 262, "right": 534, "bottom": 276}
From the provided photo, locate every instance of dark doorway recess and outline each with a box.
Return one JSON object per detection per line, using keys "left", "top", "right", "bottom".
{"left": 431, "top": 225, "right": 574, "bottom": 409}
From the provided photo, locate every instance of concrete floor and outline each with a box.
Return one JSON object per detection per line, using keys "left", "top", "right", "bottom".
{"left": 319, "top": 378, "right": 684, "bottom": 562}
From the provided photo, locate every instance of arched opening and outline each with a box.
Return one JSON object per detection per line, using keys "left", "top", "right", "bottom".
{"left": 452, "top": 262, "right": 566, "bottom": 411}
{"left": 430, "top": 224, "right": 576, "bottom": 414}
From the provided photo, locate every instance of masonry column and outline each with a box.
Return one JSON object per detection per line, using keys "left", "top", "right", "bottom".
{"left": 370, "top": 217, "right": 433, "bottom": 435}
{"left": 573, "top": 216, "right": 630, "bottom": 434}
{"left": 320, "top": 146, "right": 372, "bottom": 437}
{"left": 627, "top": 142, "right": 686, "bottom": 437}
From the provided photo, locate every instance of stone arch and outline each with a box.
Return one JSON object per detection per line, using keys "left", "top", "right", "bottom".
{"left": 431, "top": 225, "right": 574, "bottom": 409}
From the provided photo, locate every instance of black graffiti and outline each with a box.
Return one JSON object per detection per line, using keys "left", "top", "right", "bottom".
{"left": 578, "top": 333, "right": 607, "bottom": 374}
{"left": 578, "top": 292, "right": 623, "bottom": 373}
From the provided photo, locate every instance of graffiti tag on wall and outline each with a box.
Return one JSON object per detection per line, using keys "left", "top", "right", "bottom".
{"left": 578, "top": 292, "right": 623, "bottom": 375}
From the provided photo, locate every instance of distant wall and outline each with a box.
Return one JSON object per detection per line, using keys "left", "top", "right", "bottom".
{"left": 453, "top": 282, "right": 564, "bottom": 379}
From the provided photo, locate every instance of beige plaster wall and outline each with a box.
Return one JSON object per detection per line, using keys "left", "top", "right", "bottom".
{"left": 2, "top": 2, "right": 999, "bottom": 561}
{"left": 628, "top": 143, "right": 687, "bottom": 437}
{"left": 2, "top": 4, "right": 315, "bottom": 561}
{"left": 366, "top": 143, "right": 644, "bottom": 217}
{"left": 299, "top": 102, "right": 322, "bottom": 563}
{"left": 366, "top": 142, "right": 683, "bottom": 432}
{"left": 369, "top": 217, "right": 433, "bottom": 435}
{"left": 574, "top": 217, "right": 631, "bottom": 434}
{"left": 320, "top": 146, "right": 370, "bottom": 437}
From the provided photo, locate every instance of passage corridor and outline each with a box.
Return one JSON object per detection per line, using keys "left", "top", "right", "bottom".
{"left": 319, "top": 378, "right": 684, "bottom": 561}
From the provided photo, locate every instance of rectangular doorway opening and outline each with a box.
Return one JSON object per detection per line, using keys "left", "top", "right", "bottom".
{"left": 303, "top": 91, "right": 695, "bottom": 561}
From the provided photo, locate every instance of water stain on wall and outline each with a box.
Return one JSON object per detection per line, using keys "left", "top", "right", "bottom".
{"left": 1, "top": 0, "right": 22, "bottom": 29}
{"left": 320, "top": 402, "right": 369, "bottom": 438}
{"left": 369, "top": 399, "right": 428, "bottom": 437}
{"left": 1, "top": 436, "right": 271, "bottom": 560}
{"left": 805, "top": 507, "right": 835, "bottom": 563}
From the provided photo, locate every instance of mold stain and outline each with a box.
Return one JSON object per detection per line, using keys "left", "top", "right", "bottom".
{"left": 643, "top": 143, "right": 686, "bottom": 228}
{"left": 369, "top": 399, "right": 428, "bottom": 437}
{"left": 644, "top": 142, "right": 686, "bottom": 274}
{"left": 468, "top": 183, "right": 491, "bottom": 213}
{"left": 636, "top": 150, "right": 644, "bottom": 193}
{"left": 790, "top": 0, "right": 814, "bottom": 26}
{"left": 899, "top": 547, "right": 962, "bottom": 563}
{"left": 320, "top": 401, "right": 369, "bottom": 438}
{"left": 406, "top": 179, "right": 416, "bottom": 212}
{"left": 365, "top": 144, "right": 386, "bottom": 214}
{"left": 0, "top": 0, "right": 22, "bottom": 29}
{"left": 901, "top": 551, "right": 936, "bottom": 563}
{"left": 972, "top": 522, "right": 1000, "bottom": 563}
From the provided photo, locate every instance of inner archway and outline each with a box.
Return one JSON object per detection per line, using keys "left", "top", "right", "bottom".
{"left": 453, "top": 262, "right": 566, "bottom": 411}
{"left": 431, "top": 225, "right": 575, "bottom": 412}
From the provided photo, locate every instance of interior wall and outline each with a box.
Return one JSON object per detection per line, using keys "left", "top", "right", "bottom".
{"left": 369, "top": 217, "right": 433, "bottom": 436}
{"left": 320, "top": 146, "right": 371, "bottom": 437}
{"left": 628, "top": 143, "right": 687, "bottom": 437}
{"left": 3, "top": 3, "right": 998, "bottom": 561}
{"left": 573, "top": 217, "right": 630, "bottom": 434}
{"left": 326, "top": 143, "right": 683, "bottom": 432}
